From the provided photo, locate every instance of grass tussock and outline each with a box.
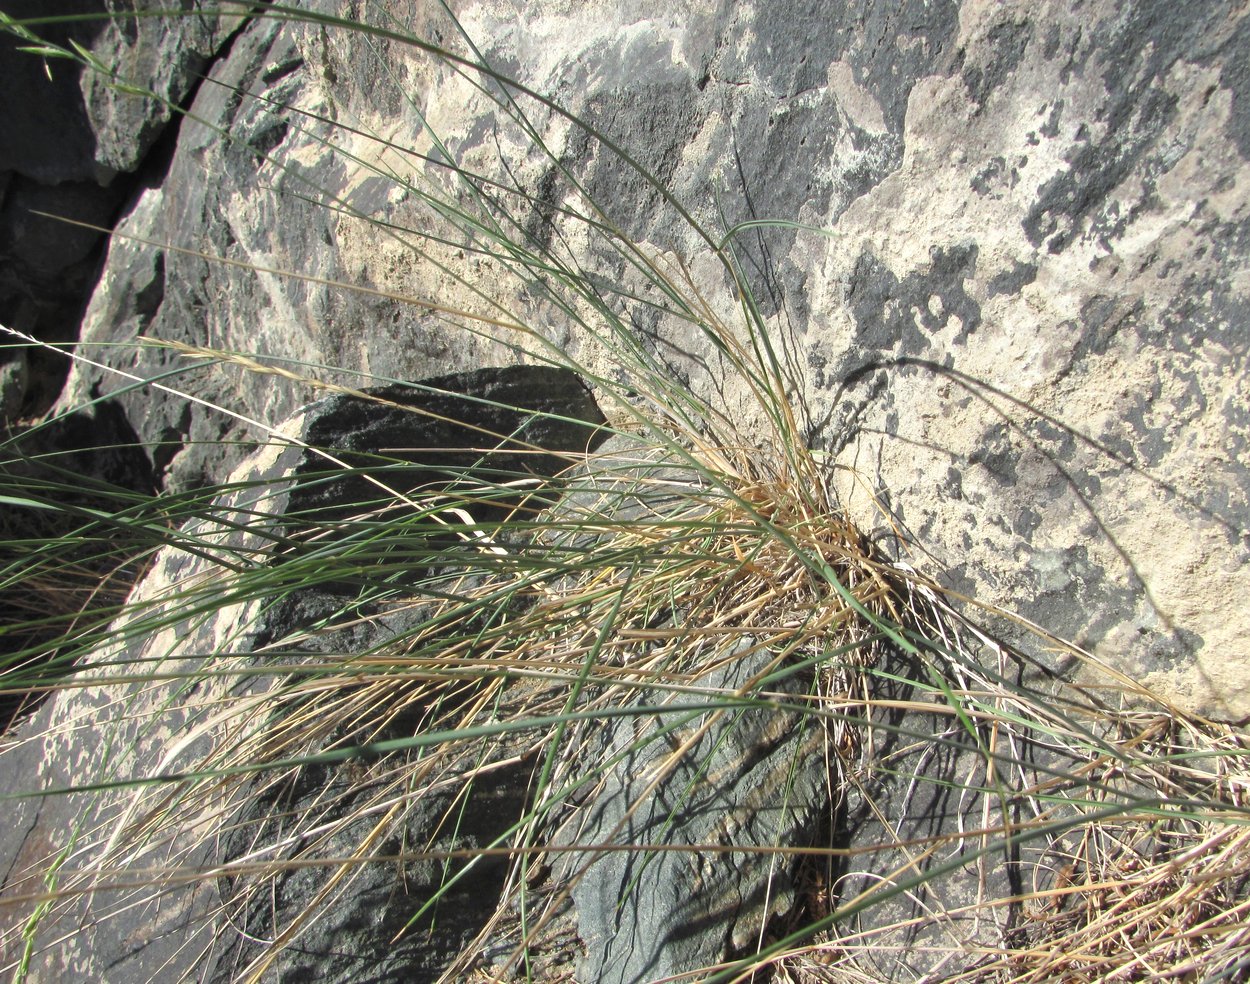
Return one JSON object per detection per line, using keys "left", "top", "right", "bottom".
{"left": 0, "top": 5, "right": 1247, "bottom": 983}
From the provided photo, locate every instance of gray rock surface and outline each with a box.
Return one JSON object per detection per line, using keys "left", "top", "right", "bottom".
{"left": 0, "top": 366, "right": 606, "bottom": 983}
{"left": 47, "top": 0, "right": 1249, "bottom": 719}
{"left": 208, "top": 704, "right": 534, "bottom": 984}
{"left": 78, "top": 0, "right": 235, "bottom": 175}
{"left": 561, "top": 646, "right": 830, "bottom": 984}
{"left": 3, "top": 0, "right": 1247, "bottom": 980}
{"left": 0, "top": 399, "right": 156, "bottom": 728}
{"left": 0, "top": 0, "right": 234, "bottom": 420}
{"left": 825, "top": 636, "right": 1064, "bottom": 981}
{"left": 54, "top": 7, "right": 526, "bottom": 490}
{"left": 0, "top": 0, "right": 112, "bottom": 186}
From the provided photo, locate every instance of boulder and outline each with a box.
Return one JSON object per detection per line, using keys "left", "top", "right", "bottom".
{"left": 0, "top": 366, "right": 607, "bottom": 982}
{"left": 45, "top": 0, "right": 1249, "bottom": 719}
{"left": 4, "top": 0, "right": 1247, "bottom": 979}
{"left": 0, "top": 399, "right": 156, "bottom": 729}
{"left": 0, "top": 0, "right": 236, "bottom": 422}
{"left": 0, "top": 0, "right": 111, "bottom": 186}
{"left": 561, "top": 645, "right": 831, "bottom": 984}
{"left": 52, "top": 7, "right": 522, "bottom": 491}
{"left": 78, "top": 0, "right": 237, "bottom": 176}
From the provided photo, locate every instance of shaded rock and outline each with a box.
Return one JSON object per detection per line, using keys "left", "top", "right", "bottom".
{"left": 560, "top": 646, "right": 832, "bottom": 984}
{"left": 0, "top": 0, "right": 235, "bottom": 416}
{"left": 288, "top": 366, "right": 609, "bottom": 526}
{"left": 0, "top": 366, "right": 606, "bottom": 982}
{"left": 0, "top": 0, "right": 234, "bottom": 183}
{"left": 0, "top": 344, "right": 26, "bottom": 422}
{"left": 0, "top": 0, "right": 111, "bottom": 185}
{"left": 824, "top": 641, "right": 1039, "bottom": 980}
{"left": 0, "top": 172, "right": 127, "bottom": 414}
{"left": 78, "top": 0, "right": 235, "bottom": 175}
{"left": 0, "top": 400, "right": 156, "bottom": 729}
{"left": 208, "top": 734, "right": 534, "bottom": 984}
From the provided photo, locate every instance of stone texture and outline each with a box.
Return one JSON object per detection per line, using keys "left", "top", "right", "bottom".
{"left": 53, "top": 3, "right": 528, "bottom": 490}
{"left": 560, "top": 647, "right": 831, "bottom": 984}
{"left": 5, "top": 0, "right": 1246, "bottom": 977}
{"left": 0, "top": 0, "right": 111, "bottom": 185}
{"left": 0, "top": 401, "right": 156, "bottom": 728}
{"left": 287, "top": 367, "right": 608, "bottom": 523}
{"left": 78, "top": 0, "right": 236, "bottom": 175}
{"left": 0, "top": 430, "right": 299, "bottom": 983}
{"left": 47, "top": 0, "right": 1247, "bottom": 716}
{"left": 0, "top": 366, "right": 606, "bottom": 983}
{"left": 824, "top": 636, "right": 1077, "bottom": 980}
{"left": 793, "top": 2, "right": 1250, "bottom": 723}
{"left": 0, "top": 0, "right": 235, "bottom": 420}
{"left": 207, "top": 708, "right": 534, "bottom": 984}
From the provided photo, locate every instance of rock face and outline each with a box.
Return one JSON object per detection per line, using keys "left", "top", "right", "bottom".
{"left": 1, "top": 0, "right": 1247, "bottom": 981}
{"left": 563, "top": 647, "right": 831, "bottom": 984}
{"left": 35, "top": 0, "right": 1249, "bottom": 720}
{"left": 0, "top": 0, "right": 233, "bottom": 419}
{"left": 0, "top": 399, "right": 155, "bottom": 728}
{"left": 0, "top": 366, "right": 607, "bottom": 983}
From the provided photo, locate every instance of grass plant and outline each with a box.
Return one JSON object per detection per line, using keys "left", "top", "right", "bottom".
{"left": 1, "top": 4, "right": 1248, "bottom": 982}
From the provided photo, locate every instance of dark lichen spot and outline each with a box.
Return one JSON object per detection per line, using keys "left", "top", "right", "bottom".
{"left": 961, "top": 18, "right": 1033, "bottom": 111}
{"left": 987, "top": 260, "right": 1038, "bottom": 297}
{"left": 846, "top": 245, "right": 982, "bottom": 353}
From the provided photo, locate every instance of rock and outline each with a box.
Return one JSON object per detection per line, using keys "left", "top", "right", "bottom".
{"left": 208, "top": 734, "right": 534, "bottom": 984}
{"left": 0, "top": 172, "right": 128, "bottom": 413}
{"left": 561, "top": 645, "right": 831, "bottom": 984}
{"left": 0, "top": 400, "right": 156, "bottom": 729}
{"left": 0, "top": 366, "right": 607, "bottom": 982}
{"left": 0, "top": 344, "right": 26, "bottom": 422}
{"left": 0, "top": 0, "right": 235, "bottom": 416}
{"left": 48, "top": 0, "right": 1248, "bottom": 717}
{"left": 78, "top": 0, "right": 236, "bottom": 175}
{"left": 0, "top": 0, "right": 235, "bottom": 182}
{"left": 287, "top": 367, "right": 609, "bottom": 524}
{"left": 824, "top": 638, "right": 1058, "bottom": 981}
{"left": 5, "top": 0, "right": 1247, "bottom": 977}
{"left": 791, "top": 1, "right": 1250, "bottom": 722}
{"left": 0, "top": 0, "right": 111, "bottom": 185}
{"left": 0, "top": 429, "right": 289, "bottom": 980}
{"left": 52, "top": 7, "right": 529, "bottom": 492}
{"left": 515, "top": 435, "right": 838, "bottom": 981}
